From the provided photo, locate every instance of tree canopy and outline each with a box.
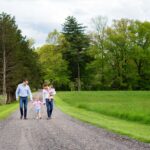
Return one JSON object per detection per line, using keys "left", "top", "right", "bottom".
{"left": 1, "top": 13, "right": 150, "bottom": 104}
{"left": 0, "top": 12, "right": 41, "bottom": 103}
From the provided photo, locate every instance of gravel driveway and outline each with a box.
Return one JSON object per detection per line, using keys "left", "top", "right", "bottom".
{"left": 0, "top": 101, "right": 150, "bottom": 150}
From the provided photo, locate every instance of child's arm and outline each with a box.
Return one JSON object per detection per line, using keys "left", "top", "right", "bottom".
{"left": 50, "top": 89, "right": 56, "bottom": 96}
{"left": 39, "top": 101, "right": 44, "bottom": 105}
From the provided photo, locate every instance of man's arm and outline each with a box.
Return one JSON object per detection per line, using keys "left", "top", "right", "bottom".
{"left": 28, "top": 86, "right": 33, "bottom": 101}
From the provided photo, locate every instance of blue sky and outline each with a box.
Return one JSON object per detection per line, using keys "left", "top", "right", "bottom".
{"left": 0, "top": 0, "right": 150, "bottom": 47}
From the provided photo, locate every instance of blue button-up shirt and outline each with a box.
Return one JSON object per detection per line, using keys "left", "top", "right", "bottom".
{"left": 16, "top": 83, "right": 33, "bottom": 101}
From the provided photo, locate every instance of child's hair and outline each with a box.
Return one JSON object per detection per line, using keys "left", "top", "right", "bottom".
{"left": 50, "top": 84, "right": 54, "bottom": 88}
{"left": 33, "top": 94, "right": 39, "bottom": 100}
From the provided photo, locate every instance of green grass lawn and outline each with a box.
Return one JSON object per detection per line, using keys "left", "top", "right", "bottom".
{"left": 0, "top": 102, "right": 18, "bottom": 120}
{"left": 56, "top": 91, "right": 150, "bottom": 143}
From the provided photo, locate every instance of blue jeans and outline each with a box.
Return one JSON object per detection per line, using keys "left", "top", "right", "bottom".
{"left": 20, "top": 97, "right": 28, "bottom": 118}
{"left": 46, "top": 99, "right": 53, "bottom": 118}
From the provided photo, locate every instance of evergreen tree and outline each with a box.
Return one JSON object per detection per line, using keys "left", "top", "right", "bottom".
{"left": 62, "top": 16, "right": 90, "bottom": 90}
{"left": 0, "top": 13, "right": 42, "bottom": 103}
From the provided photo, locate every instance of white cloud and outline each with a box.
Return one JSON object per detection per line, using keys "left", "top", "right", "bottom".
{"left": 0, "top": 0, "right": 150, "bottom": 47}
{"left": 21, "top": 26, "right": 47, "bottom": 47}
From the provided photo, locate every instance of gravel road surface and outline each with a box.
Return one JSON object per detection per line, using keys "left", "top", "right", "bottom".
{"left": 0, "top": 102, "right": 150, "bottom": 150}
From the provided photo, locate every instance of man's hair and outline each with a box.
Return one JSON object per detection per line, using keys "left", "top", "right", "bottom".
{"left": 23, "top": 79, "right": 28, "bottom": 82}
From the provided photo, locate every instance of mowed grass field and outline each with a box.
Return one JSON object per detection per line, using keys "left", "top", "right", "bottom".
{"left": 56, "top": 91, "right": 150, "bottom": 142}
{"left": 0, "top": 102, "right": 18, "bottom": 120}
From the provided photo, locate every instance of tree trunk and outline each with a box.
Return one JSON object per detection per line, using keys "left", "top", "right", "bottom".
{"left": 6, "top": 91, "right": 14, "bottom": 104}
{"left": 2, "top": 24, "right": 7, "bottom": 103}
{"left": 101, "top": 45, "right": 104, "bottom": 85}
{"left": 77, "top": 62, "right": 81, "bottom": 91}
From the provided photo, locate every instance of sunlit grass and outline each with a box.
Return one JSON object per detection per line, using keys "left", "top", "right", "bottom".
{"left": 56, "top": 91, "right": 150, "bottom": 142}
{"left": 57, "top": 91, "right": 150, "bottom": 124}
{"left": 0, "top": 102, "right": 18, "bottom": 120}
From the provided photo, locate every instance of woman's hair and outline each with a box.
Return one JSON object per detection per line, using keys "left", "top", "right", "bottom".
{"left": 43, "top": 83, "right": 49, "bottom": 88}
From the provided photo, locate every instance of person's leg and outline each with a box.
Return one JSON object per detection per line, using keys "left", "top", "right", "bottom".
{"left": 40, "top": 107, "right": 42, "bottom": 118}
{"left": 20, "top": 97, "right": 23, "bottom": 119}
{"left": 36, "top": 112, "right": 39, "bottom": 119}
{"left": 24, "top": 97, "right": 28, "bottom": 119}
{"left": 46, "top": 99, "right": 50, "bottom": 118}
{"left": 35, "top": 108, "right": 38, "bottom": 119}
{"left": 49, "top": 100, "right": 54, "bottom": 117}
{"left": 38, "top": 109, "right": 41, "bottom": 119}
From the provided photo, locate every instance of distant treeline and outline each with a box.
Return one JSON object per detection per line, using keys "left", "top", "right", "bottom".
{"left": 38, "top": 16, "right": 150, "bottom": 91}
{"left": 0, "top": 13, "right": 150, "bottom": 102}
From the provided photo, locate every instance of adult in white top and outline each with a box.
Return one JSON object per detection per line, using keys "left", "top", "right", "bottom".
{"left": 16, "top": 79, "right": 32, "bottom": 119}
{"left": 42, "top": 83, "right": 56, "bottom": 119}
{"left": 42, "top": 88, "right": 50, "bottom": 104}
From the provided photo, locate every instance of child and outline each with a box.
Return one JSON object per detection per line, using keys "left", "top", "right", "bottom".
{"left": 33, "top": 96, "right": 43, "bottom": 119}
{"left": 49, "top": 85, "right": 56, "bottom": 101}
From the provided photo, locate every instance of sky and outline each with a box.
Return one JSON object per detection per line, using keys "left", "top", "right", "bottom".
{"left": 0, "top": 0, "right": 150, "bottom": 47}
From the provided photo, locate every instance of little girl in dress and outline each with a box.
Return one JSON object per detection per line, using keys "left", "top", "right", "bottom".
{"left": 33, "top": 95, "right": 43, "bottom": 119}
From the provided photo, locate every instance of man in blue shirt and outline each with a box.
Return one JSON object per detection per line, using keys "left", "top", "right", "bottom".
{"left": 16, "top": 79, "right": 33, "bottom": 120}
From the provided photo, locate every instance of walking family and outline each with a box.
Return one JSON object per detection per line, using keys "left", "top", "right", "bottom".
{"left": 15, "top": 79, "right": 56, "bottom": 120}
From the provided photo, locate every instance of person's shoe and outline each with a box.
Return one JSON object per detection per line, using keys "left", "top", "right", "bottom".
{"left": 47, "top": 117, "right": 50, "bottom": 120}
{"left": 24, "top": 117, "right": 28, "bottom": 120}
{"left": 20, "top": 116, "right": 23, "bottom": 119}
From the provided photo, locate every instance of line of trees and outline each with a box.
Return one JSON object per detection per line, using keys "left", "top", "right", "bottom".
{"left": 0, "top": 13, "right": 42, "bottom": 103}
{"left": 38, "top": 16, "right": 150, "bottom": 91}
{"left": 1, "top": 13, "right": 150, "bottom": 103}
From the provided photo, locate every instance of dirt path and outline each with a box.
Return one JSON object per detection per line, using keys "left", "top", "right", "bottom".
{"left": 0, "top": 102, "right": 150, "bottom": 150}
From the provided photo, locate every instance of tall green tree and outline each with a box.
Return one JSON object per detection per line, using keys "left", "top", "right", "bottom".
{"left": 86, "top": 16, "right": 109, "bottom": 89}
{"left": 0, "top": 13, "right": 42, "bottom": 103}
{"left": 0, "top": 13, "right": 22, "bottom": 102}
{"left": 105, "top": 19, "right": 135, "bottom": 89}
{"left": 62, "top": 16, "right": 90, "bottom": 90}
{"left": 129, "top": 21, "right": 150, "bottom": 89}
{"left": 37, "top": 44, "right": 70, "bottom": 89}
{"left": 87, "top": 18, "right": 150, "bottom": 90}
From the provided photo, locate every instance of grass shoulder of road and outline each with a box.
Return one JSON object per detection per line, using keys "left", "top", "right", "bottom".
{"left": 0, "top": 102, "right": 18, "bottom": 120}
{"left": 55, "top": 95, "right": 150, "bottom": 143}
{"left": 58, "top": 91, "right": 150, "bottom": 125}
